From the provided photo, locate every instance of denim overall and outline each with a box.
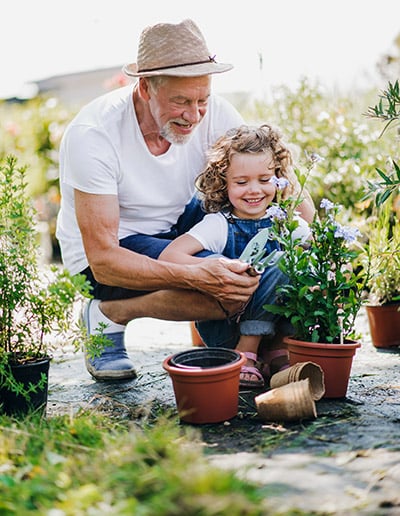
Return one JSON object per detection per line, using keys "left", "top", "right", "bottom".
{"left": 197, "top": 214, "right": 291, "bottom": 349}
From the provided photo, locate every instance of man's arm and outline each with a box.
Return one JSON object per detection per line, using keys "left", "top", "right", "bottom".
{"left": 74, "top": 190, "right": 259, "bottom": 303}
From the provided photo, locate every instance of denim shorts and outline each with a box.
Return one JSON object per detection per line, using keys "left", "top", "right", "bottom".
{"left": 80, "top": 195, "right": 210, "bottom": 301}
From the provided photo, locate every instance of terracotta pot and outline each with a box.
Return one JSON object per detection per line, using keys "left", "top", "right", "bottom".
{"left": 0, "top": 358, "right": 50, "bottom": 416}
{"left": 283, "top": 337, "right": 360, "bottom": 399}
{"left": 365, "top": 303, "right": 400, "bottom": 349}
{"left": 163, "top": 348, "right": 246, "bottom": 424}
{"left": 189, "top": 321, "right": 206, "bottom": 347}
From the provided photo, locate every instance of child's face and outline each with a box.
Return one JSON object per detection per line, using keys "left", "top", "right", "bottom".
{"left": 226, "top": 151, "right": 277, "bottom": 219}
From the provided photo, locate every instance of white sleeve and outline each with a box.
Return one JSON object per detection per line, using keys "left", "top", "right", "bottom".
{"left": 187, "top": 213, "right": 228, "bottom": 254}
{"left": 61, "top": 125, "right": 119, "bottom": 195}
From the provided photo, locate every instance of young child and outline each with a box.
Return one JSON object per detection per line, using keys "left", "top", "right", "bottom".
{"left": 159, "top": 124, "right": 312, "bottom": 388}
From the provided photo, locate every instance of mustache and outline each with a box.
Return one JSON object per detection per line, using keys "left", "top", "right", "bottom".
{"left": 169, "top": 118, "right": 192, "bottom": 126}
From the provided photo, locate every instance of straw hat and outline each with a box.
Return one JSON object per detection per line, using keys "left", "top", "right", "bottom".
{"left": 123, "top": 19, "right": 233, "bottom": 77}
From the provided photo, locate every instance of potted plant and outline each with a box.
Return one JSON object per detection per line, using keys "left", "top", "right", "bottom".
{"left": 361, "top": 80, "right": 400, "bottom": 348}
{"left": 362, "top": 203, "right": 400, "bottom": 348}
{"left": 0, "top": 155, "right": 94, "bottom": 415}
{"left": 263, "top": 191, "right": 368, "bottom": 398}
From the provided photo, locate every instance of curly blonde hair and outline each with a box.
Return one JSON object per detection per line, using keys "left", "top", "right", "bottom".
{"left": 196, "top": 124, "right": 300, "bottom": 213}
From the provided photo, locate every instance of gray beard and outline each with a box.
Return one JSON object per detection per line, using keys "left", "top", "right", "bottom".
{"left": 160, "top": 122, "right": 194, "bottom": 145}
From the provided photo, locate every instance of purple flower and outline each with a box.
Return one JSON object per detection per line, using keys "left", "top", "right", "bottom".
{"left": 270, "top": 176, "right": 289, "bottom": 190}
{"left": 333, "top": 223, "right": 361, "bottom": 243}
{"left": 327, "top": 270, "right": 336, "bottom": 281}
{"left": 320, "top": 198, "right": 335, "bottom": 211}
{"left": 309, "top": 152, "right": 324, "bottom": 164}
{"left": 266, "top": 206, "right": 287, "bottom": 220}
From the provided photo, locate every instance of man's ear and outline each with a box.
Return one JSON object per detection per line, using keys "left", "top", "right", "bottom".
{"left": 138, "top": 77, "right": 151, "bottom": 101}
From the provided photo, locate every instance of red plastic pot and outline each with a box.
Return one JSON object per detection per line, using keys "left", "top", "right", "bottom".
{"left": 163, "top": 348, "right": 246, "bottom": 424}
{"left": 283, "top": 337, "right": 360, "bottom": 399}
{"left": 366, "top": 303, "right": 400, "bottom": 349}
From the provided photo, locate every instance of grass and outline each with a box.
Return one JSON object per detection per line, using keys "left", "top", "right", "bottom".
{"left": 0, "top": 410, "right": 269, "bottom": 515}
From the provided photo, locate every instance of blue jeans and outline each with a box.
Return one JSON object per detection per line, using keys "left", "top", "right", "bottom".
{"left": 196, "top": 263, "right": 292, "bottom": 349}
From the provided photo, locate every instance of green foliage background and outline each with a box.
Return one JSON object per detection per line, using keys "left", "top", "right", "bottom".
{"left": 245, "top": 78, "right": 398, "bottom": 219}
{"left": 0, "top": 98, "right": 76, "bottom": 198}
{"left": 1, "top": 79, "right": 398, "bottom": 227}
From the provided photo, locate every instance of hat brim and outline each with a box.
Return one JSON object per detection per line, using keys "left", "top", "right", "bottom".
{"left": 122, "top": 61, "right": 233, "bottom": 78}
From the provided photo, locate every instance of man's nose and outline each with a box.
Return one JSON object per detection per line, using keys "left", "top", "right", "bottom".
{"left": 182, "top": 104, "right": 202, "bottom": 124}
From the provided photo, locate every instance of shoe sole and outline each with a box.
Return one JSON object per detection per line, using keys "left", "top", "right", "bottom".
{"left": 85, "top": 355, "right": 137, "bottom": 381}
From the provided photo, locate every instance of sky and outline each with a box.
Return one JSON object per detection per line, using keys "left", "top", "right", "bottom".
{"left": 1, "top": 0, "right": 399, "bottom": 99}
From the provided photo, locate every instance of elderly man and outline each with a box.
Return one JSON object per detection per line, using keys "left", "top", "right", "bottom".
{"left": 56, "top": 19, "right": 313, "bottom": 381}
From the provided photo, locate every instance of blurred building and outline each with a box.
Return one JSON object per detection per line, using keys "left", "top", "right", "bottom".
{"left": 34, "top": 66, "right": 134, "bottom": 106}
{"left": 4, "top": 65, "right": 246, "bottom": 109}
{"left": 4, "top": 66, "right": 134, "bottom": 107}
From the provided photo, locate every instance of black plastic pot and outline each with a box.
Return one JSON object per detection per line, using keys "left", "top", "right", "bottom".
{"left": 0, "top": 358, "right": 50, "bottom": 416}
{"left": 169, "top": 348, "right": 241, "bottom": 369}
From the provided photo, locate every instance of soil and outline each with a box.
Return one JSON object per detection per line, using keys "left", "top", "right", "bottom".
{"left": 48, "top": 308, "right": 400, "bottom": 515}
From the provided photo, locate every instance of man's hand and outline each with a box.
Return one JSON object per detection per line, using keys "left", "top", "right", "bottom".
{"left": 188, "top": 257, "right": 260, "bottom": 304}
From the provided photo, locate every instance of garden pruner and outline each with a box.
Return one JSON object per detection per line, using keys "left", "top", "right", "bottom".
{"left": 238, "top": 228, "right": 283, "bottom": 276}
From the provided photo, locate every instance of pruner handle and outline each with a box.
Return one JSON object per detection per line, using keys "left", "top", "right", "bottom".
{"left": 246, "top": 266, "right": 261, "bottom": 276}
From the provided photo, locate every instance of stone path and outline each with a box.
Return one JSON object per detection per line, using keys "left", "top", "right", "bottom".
{"left": 48, "top": 308, "right": 400, "bottom": 515}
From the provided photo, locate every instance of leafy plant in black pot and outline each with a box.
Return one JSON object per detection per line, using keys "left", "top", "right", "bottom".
{"left": 0, "top": 155, "right": 94, "bottom": 415}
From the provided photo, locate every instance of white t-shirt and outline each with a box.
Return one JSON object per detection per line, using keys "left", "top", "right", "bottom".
{"left": 187, "top": 212, "right": 311, "bottom": 255}
{"left": 56, "top": 85, "right": 243, "bottom": 274}
{"left": 188, "top": 212, "right": 233, "bottom": 254}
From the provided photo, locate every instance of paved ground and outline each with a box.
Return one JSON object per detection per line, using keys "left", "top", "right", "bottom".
{"left": 48, "top": 308, "right": 400, "bottom": 515}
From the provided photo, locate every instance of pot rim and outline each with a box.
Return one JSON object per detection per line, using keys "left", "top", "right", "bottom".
{"left": 169, "top": 347, "right": 242, "bottom": 369}
{"left": 283, "top": 336, "right": 361, "bottom": 350}
{"left": 365, "top": 302, "right": 400, "bottom": 309}
{"left": 163, "top": 352, "right": 246, "bottom": 377}
{"left": 6, "top": 355, "right": 52, "bottom": 368}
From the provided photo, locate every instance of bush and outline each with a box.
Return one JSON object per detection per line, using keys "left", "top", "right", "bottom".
{"left": 246, "top": 78, "right": 398, "bottom": 219}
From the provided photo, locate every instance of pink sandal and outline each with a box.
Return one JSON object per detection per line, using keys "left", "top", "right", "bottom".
{"left": 239, "top": 352, "right": 265, "bottom": 389}
{"left": 260, "top": 349, "right": 290, "bottom": 380}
